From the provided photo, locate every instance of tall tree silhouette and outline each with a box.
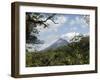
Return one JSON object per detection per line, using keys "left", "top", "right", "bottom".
{"left": 26, "top": 13, "right": 57, "bottom": 45}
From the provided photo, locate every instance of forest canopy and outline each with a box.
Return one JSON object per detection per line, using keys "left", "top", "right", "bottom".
{"left": 26, "top": 36, "right": 89, "bottom": 67}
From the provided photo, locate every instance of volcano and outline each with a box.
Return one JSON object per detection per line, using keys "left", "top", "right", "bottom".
{"left": 41, "top": 38, "right": 69, "bottom": 51}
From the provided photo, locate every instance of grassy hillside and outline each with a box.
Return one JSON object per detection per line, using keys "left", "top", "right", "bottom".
{"left": 26, "top": 36, "right": 89, "bottom": 67}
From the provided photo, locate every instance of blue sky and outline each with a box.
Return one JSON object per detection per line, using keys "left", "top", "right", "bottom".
{"left": 38, "top": 14, "right": 89, "bottom": 43}
{"left": 28, "top": 13, "right": 90, "bottom": 51}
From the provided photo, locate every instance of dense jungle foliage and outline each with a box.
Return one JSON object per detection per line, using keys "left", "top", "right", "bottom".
{"left": 26, "top": 36, "right": 89, "bottom": 67}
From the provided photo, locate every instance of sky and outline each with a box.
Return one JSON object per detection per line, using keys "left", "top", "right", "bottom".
{"left": 27, "top": 13, "right": 90, "bottom": 51}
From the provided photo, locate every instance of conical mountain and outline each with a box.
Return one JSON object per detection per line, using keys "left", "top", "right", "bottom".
{"left": 42, "top": 38, "right": 68, "bottom": 51}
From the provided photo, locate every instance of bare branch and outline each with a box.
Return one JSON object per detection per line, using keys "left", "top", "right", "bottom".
{"left": 50, "top": 18, "right": 58, "bottom": 24}
{"left": 43, "top": 14, "right": 56, "bottom": 22}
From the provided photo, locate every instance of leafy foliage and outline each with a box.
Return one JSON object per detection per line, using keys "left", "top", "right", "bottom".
{"left": 26, "top": 36, "right": 89, "bottom": 67}
{"left": 26, "top": 13, "right": 57, "bottom": 44}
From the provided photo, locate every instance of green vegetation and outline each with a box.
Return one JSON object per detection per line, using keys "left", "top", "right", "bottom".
{"left": 26, "top": 36, "right": 89, "bottom": 67}
{"left": 26, "top": 13, "right": 57, "bottom": 44}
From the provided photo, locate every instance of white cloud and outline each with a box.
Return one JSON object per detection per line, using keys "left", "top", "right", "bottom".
{"left": 36, "top": 15, "right": 68, "bottom": 33}
{"left": 61, "top": 32, "right": 80, "bottom": 42}
{"left": 76, "top": 16, "right": 89, "bottom": 28}
{"left": 55, "top": 15, "right": 68, "bottom": 24}
{"left": 46, "top": 15, "right": 68, "bottom": 32}
{"left": 69, "top": 16, "right": 89, "bottom": 29}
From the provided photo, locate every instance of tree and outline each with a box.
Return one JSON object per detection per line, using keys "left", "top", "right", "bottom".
{"left": 26, "top": 13, "right": 58, "bottom": 45}
{"left": 80, "top": 15, "right": 90, "bottom": 26}
{"left": 67, "top": 35, "right": 89, "bottom": 64}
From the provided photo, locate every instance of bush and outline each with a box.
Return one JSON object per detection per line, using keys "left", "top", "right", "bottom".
{"left": 26, "top": 36, "right": 89, "bottom": 67}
